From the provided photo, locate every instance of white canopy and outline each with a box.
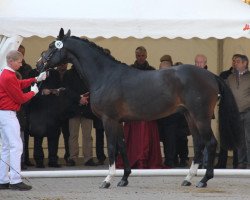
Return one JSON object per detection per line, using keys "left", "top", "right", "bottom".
{"left": 0, "top": 0, "right": 250, "bottom": 39}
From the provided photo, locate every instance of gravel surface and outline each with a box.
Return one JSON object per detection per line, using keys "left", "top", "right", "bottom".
{"left": 1, "top": 175, "right": 250, "bottom": 200}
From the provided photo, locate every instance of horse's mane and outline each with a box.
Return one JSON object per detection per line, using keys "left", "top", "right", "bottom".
{"left": 71, "top": 36, "right": 124, "bottom": 65}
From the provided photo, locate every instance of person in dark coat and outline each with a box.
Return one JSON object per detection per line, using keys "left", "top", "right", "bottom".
{"left": 28, "top": 68, "right": 62, "bottom": 168}
{"left": 157, "top": 55, "right": 189, "bottom": 168}
{"left": 56, "top": 64, "right": 70, "bottom": 163}
{"left": 63, "top": 65, "right": 98, "bottom": 166}
{"left": 17, "top": 45, "right": 34, "bottom": 169}
{"left": 93, "top": 118, "right": 106, "bottom": 165}
{"left": 215, "top": 54, "right": 241, "bottom": 169}
{"left": 158, "top": 113, "right": 189, "bottom": 168}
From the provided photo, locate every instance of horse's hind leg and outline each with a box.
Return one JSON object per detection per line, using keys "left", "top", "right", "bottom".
{"left": 197, "top": 134, "right": 217, "bottom": 188}
{"left": 99, "top": 118, "right": 131, "bottom": 188}
{"left": 182, "top": 134, "right": 204, "bottom": 186}
{"left": 116, "top": 133, "right": 131, "bottom": 187}
{"left": 181, "top": 113, "right": 204, "bottom": 186}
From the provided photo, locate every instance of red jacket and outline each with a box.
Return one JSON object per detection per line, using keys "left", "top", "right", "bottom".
{"left": 0, "top": 68, "right": 36, "bottom": 111}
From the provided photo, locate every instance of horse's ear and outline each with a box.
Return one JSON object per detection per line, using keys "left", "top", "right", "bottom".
{"left": 57, "top": 28, "right": 65, "bottom": 40}
{"left": 65, "top": 30, "right": 71, "bottom": 37}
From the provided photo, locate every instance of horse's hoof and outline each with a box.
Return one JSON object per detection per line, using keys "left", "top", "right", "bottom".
{"left": 117, "top": 180, "right": 129, "bottom": 187}
{"left": 99, "top": 181, "right": 111, "bottom": 189}
{"left": 181, "top": 180, "right": 191, "bottom": 186}
{"left": 196, "top": 182, "right": 207, "bottom": 188}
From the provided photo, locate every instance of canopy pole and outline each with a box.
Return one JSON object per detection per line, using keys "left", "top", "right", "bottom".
{"left": 0, "top": 35, "right": 23, "bottom": 69}
{"left": 217, "top": 39, "right": 224, "bottom": 74}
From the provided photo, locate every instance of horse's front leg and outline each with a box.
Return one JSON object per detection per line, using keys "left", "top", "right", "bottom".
{"left": 99, "top": 129, "right": 116, "bottom": 189}
{"left": 197, "top": 136, "right": 217, "bottom": 188}
{"left": 117, "top": 133, "right": 131, "bottom": 187}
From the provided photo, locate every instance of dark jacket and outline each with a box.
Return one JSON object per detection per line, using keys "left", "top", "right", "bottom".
{"left": 131, "top": 61, "right": 155, "bottom": 71}
{"left": 63, "top": 66, "right": 96, "bottom": 119}
{"left": 28, "top": 69, "right": 62, "bottom": 137}
{"left": 220, "top": 67, "right": 233, "bottom": 80}
{"left": 18, "top": 60, "right": 32, "bottom": 79}
{"left": 16, "top": 63, "right": 32, "bottom": 131}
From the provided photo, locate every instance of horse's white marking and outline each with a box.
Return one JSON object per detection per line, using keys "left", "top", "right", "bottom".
{"left": 184, "top": 161, "right": 199, "bottom": 182}
{"left": 104, "top": 163, "right": 116, "bottom": 183}
{"left": 55, "top": 41, "right": 63, "bottom": 49}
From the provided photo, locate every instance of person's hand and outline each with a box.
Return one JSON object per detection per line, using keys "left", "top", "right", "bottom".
{"left": 31, "top": 83, "right": 39, "bottom": 95}
{"left": 42, "top": 89, "right": 51, "bottom": 95}
{"left": 82, "top": 92, "right": 90, "bottom": 97}
{"left": 36, "top": 71, "right": 47, "bottom": 82}
{"left": 79, "top": 92, "right": 90, "bottom": 105}
{"left": 51, "top": 89, "right": 59, "bottom": 96}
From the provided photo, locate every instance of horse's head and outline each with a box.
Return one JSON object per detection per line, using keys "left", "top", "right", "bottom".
{"left": 36, "top": 28, "right": 71, "bottom": 72}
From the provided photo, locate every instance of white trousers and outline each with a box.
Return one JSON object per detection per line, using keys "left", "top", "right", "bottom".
{"left": 0, "top": 110, "right": 22, "bottom": 184}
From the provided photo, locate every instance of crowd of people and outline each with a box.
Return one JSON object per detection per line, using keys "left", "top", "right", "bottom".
{"left": 0, "top": 44, "right": 249, "bottom": 191}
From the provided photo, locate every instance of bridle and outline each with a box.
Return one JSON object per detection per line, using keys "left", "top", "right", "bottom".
{"left": 38, "top": 40, "right": 64, "bottom": 73}
{"left": 36, "top": 40, "right": 64, "bottom": 89}
{"left": 38, "top": 48, "right": 58, "bottom": 73}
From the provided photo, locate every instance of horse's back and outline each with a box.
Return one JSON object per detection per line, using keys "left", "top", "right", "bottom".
{"left": 173, "top": 65, "right": 219, "bottom": 92}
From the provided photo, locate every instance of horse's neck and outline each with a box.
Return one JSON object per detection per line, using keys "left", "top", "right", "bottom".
{"left": 68, "top": 39, "right": 118, "bottom": 89}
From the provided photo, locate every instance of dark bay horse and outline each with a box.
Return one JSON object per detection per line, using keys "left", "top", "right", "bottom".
{"left": 37, "top": 28, "right": 241, "bottom": 188}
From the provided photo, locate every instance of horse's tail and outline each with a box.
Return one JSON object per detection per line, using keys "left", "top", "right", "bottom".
{"left": 215, "top": 75, "right": 242, "bottom": 150}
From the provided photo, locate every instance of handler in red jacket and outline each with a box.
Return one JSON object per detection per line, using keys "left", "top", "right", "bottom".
{"left": 0, "top": 50, "right": 46, "bottom": 191}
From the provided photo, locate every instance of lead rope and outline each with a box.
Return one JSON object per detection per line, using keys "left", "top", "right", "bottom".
{"left": 0, "top": 157, "right": 31, "bottom": 183}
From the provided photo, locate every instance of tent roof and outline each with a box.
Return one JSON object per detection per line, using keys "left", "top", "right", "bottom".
{"left": 1, "top": 0, "right": 250, "bottom": 39}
